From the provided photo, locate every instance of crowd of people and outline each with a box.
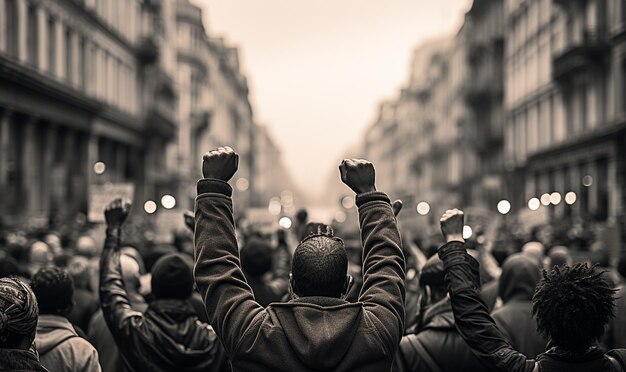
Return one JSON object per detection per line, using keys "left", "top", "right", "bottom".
{"left": 1, "top": 145, "right": 626, "bottom": 371}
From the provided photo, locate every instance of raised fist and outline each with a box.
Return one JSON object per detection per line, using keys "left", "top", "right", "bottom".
{"left": 440, "top": 209, "right": 465, "bottom": 243}
{"left": 183, "top": 211, "right": 195, "bottom": 232}
{"left": 339, "top": 159, "right": 376, "bottom": 194}
{"left": 202, "top": 146, "right": 239, "bottom": 182}
{"left": 105, "top": 198, "right": 131, "bottom": 228}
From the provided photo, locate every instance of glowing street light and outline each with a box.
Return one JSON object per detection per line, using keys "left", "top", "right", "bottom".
{"left": 279, "top": 216, "right": 292, "bottom": 229}
{"left": 565, "top": 191, "right": 577, "bottom": 205}
{"left": 540, "top": 193, "right": 551, "bottom": 206}
{"left": 416, "top": 201, "right": 430, "bottom": 216}
{"left": 463, "top": 225, "right": 473, "bottom": 240}
{"left": 144, "top": 200, "right": 157, "bottom": 214}
{"left": 497, "top": 200, "right": 511, "bottom": 215}
{"left": 161, "top": 195, "right": 176, "bottom": 209}
{"left": 528, "top": 197, "right": 541, "bottom": 211}
{"left": 94, "top": 161, "right": 106, "bottom": 175}
{"left": 550, "top": 192, "right": 562, "bottom": 206}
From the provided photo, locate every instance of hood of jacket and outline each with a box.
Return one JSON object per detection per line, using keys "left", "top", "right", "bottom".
{"left": 420, "top": 298, "right": 455, "bottom": 331}
{"left": 270, "top": 296, "right": 363, "bottom": 370}
{"left": 35, "top": 315, "right": 77, "bottom": 355}
{"left": 142, "top": 299, "right": 223, "bottom": 369}
{"left": 0, "top": 348, "right": 49, "bottom": 372}
{"left": 498, "top": 254, "right": 541, "bottom": 303}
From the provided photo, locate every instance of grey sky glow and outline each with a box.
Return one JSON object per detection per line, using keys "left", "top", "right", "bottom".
{"left": 198, "top": 0, "right": 472, "bottom": 196}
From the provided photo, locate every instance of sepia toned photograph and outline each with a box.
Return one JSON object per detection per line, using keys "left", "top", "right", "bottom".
{"left": 1, "top": 0, "right": 625, "bottom": 371}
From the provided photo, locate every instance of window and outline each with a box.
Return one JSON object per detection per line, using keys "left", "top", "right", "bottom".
{"left": 78, "top": 37, "right": 86, "bottom": 89}
{"left": 65, "top": 28, "right": 72, "bottom": 82}
{"left": 47, "top": 17, "right": 56, "bottom": 74}
{"left": 27, "top": 5, "right": 38, "bottom": 66}
{"left": 5, "top": 0, "right": 18, "bottom": 58}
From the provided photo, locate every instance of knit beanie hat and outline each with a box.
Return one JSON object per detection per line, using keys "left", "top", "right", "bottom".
{"left": 150, "top": 254, "right": 194, "bottom": 300}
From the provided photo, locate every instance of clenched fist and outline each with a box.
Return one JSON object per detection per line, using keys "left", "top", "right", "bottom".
{"left": 105, "top": 198, "right": 131, "bottom": 229}
{"left": 339, "top": 159, "right": 376, "bottom": 194}
{"left": 202, "top": 146, "right": 239, "bottom": 182}
{"left": 440, "top": 209, "right": 465, "bottom": 243}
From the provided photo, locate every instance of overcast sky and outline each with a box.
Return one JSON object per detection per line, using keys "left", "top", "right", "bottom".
{"left": 198, "top": 0, "right": 471, "bottom": 196}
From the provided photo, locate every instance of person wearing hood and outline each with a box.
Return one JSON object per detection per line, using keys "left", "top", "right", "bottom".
{"left": 99, "top": 199, "right": 229, "bottom": 372}
{"left": 0, "top": 277, "right": 48, "bottom": 372}
{"left": 30, "top": 267, "right": 102, "bottom": 372}
{"left": 194, "top": 148, "right": 406, "bottom": 372}
{"left": 491, "top": 254, "right": 548, "bottom": 358}
{"left": 394, "top": 255, "right": 485, "bottom": 372}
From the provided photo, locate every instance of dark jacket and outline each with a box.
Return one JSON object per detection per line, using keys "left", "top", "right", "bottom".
{"left": 492, "top": 254, "right": 547, "bottom": 358}
{"left": 394, "top": 298, "right": 487, "bottom": 372}
{"left": 0, "top": 347, "right": 49, "bottom": 372}
{"left": 67, "top": 288, "right": 99, "bottom": 333}
{"left": 438, "top": 241, "right": 626, "bottom": 372}
{"left": 99, "top": 228, "right": 229, "bottom": 372}
{"left": 193, "top": 179, "right": 406, "bottom": 372}
{"left": 606, "top": 285, "right": 626, "bottom": 349}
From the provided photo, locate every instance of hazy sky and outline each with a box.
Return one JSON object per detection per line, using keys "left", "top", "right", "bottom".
{"left": 199, "top": 0, "right": 471, "bottom": 195}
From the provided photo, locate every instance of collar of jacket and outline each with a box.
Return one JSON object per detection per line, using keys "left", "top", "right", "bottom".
{"left": 544, "top": 345, "right": 603, "bottom": 361}
{"left": 283, "top": 296, "right": 352, "bottom": 308}
{"left": 37, "top": 315, "right": 75, "bottom": 333}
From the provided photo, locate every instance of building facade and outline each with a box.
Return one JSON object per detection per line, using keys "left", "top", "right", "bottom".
{"left": 505, "top": 0, "right": 626, "bottom": 226}
{"left": 0, "top": 0, "right": 177, "bottom": 225}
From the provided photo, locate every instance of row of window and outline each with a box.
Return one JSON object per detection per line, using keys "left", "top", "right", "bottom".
{"left": 2, "top": 0, "right": 138, "bottom": 114}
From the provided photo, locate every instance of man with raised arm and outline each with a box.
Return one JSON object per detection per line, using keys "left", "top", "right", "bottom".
{"left": 193, "top": 146, "right": 406, "bottom": 372}
{"left": 437, "top": 209, "right": 626, "bottom": 372}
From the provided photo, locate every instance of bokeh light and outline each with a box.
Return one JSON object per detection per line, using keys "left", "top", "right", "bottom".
{"left": 144, "top": 200, "right": 157, "bottom": 214}
{"left": 565, "top": 191, "right": 577, "bottom": 205}
{"left": 463, "top": 225, "right": 473, "bottom": 240}
{"left": 334, "top": 210, "right": 346, "bottom": 223}
{"left": 497, "top": 200, "right": 511, "bottom": 215}
{"left": 341, "top": 196, "right": 355, "bottom": 209}
{"left": 582, "top": 175, "right": 593, "bottom": 187}
{"left": 550, "top": 192, "right": 561, "bottom": 206}
{"left": 161, "top": 195, "right": 176, "bottom": 209}
{"left": 279, "top": 216, "right": 292, "bottom": 229}
{"left": 94, "top": 161, "right": 106, "bottom": 175}
{"left": 268, "top": 197, "right": 282, "bottom": 216}
{"left": 236, "top": 178, "right": 249, "bottom": 191}
{"left": 528, "top": 197, "right": 541, "bottom": 211}
{"left": 416, "top": 201, "right": 430, "bottom": 215}
{"left": 540, "top": 193, "right": 551, "bottom": 206}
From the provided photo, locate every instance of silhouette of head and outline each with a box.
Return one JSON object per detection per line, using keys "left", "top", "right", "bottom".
{"left": 291, "top": 225, "right": 349, "bottom": 298}
{"left": 532, "top": 263, "right": 616, "bottom": 353}
{"left": 30, "top": 267, "right": 74, "bottom": 316}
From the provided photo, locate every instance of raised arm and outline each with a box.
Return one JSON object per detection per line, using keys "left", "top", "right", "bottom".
{"left": 340, "top": 159, "right": 407, "bottom": 354}
{"left": 438, "top": 209, "right": 534, "bottom": 372}
{"left": 99, "top": 199, "right": 144, "bottom": 350}
{"left": 193, "top": 146, "right": 264, "bottom": 354}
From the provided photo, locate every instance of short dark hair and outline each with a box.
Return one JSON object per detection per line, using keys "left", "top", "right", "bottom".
{"left": 241, "top": 237, "right": 273, "bottom": 277}
{"left": 30, "top": 267, "right": 74, "bottom": 316}
{"left": 292, "top": 233, "right": 347, "bottom": 298}
{"left": 532, "top": 264, "right": 616, "bottom": 353}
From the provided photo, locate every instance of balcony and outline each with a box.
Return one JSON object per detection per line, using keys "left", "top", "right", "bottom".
{"left": 552, "top": 29, "right": 610, "bottom": 81}
{"left": 144, "top": 69, "right": 177, "bottom": 139}
{"left": 137, "top": 36, "right": 159, "bottom": 64}
{"left": 462, "top": 76, "right": 503, "bottom": 107}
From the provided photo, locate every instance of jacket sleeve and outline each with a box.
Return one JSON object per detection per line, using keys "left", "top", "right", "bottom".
{"left": 99, "top": 227, "right": 145, "bottom": 352}
{"left": 356, "top": 191, "right": 406, "bottom": 355}
{"left": 438, "top": 241, "right": 534, "bottom": 372}
{"left": 193, "top": 179, "right": 265, "bottom": 354}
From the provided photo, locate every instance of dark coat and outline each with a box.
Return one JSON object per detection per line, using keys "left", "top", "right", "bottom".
{"left": 0, "top": 347, "right": 49, "bottom": 372}
{"left": 194, "top": 179, "right": 406, "bottom": 372}
{"left": 67, "top": 288, "right": 99, "bottom": 333}
{"left": 439, "top": 241, "right": 626, "bottom": 372}
{"left": 99, "top": 230, "right": 229, "bottom": 372}
{"left": 394, "top": 299, "right": 487, "bottom": 372}
{"left": 492, "top": 254, "right": 547, "bottom": 358}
